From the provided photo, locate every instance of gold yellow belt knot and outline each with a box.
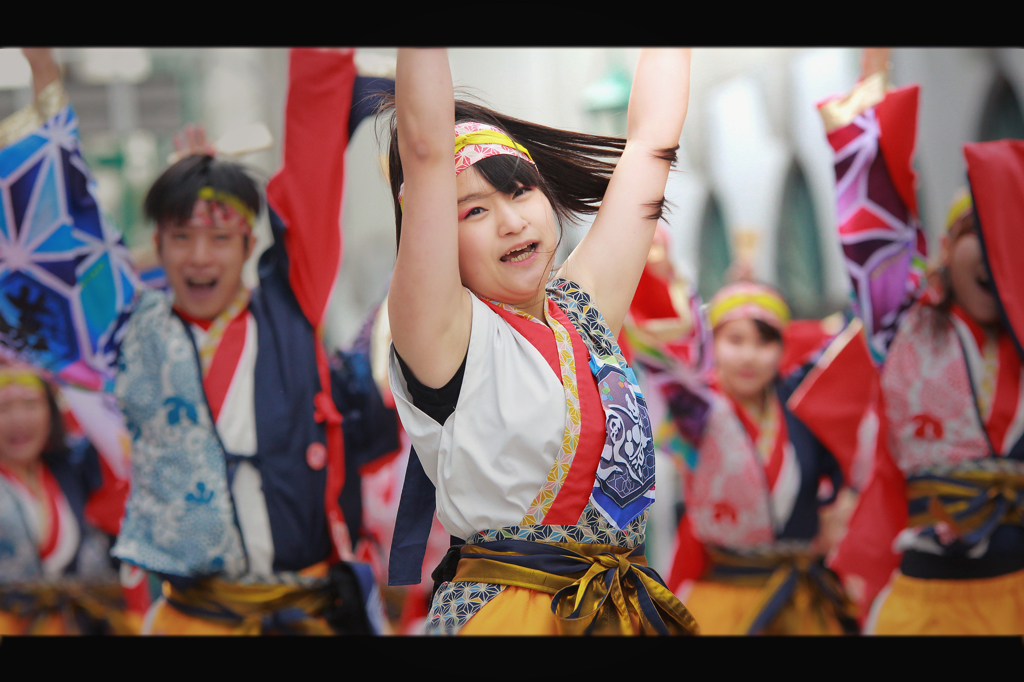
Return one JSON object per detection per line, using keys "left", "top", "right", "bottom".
{"left": 703, "top": 547, "right": 857, "bottom": 635}
{"left": 907, "top": 469, "right": 1024, "bottom": 540}
{"left": 164, "top": 576, "right": 336, "bottom": 636}
{"left": 0, "top": 582, "right": 136, "bottom": 635}
{"left": 452, "top": 540, "right": 699, "bottom": 636}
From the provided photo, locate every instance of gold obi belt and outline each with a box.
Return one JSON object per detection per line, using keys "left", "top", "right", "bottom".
{"left": 906, "top": 459, "right": 1024, "bottom": 547}
{"left": 449, "top": 539, "right": 699, "bottom": 636}
{"left": 162, "top": 562, "right": 354, "bottom": 636}
{"left": 703, "top": 546, "right": 857, "bottom": 635}
{"left": 0, "top": 581, "right": 135, "bottom": 635}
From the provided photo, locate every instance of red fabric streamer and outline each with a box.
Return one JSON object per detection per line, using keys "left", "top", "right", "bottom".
{"left": 876, "top": 85, "right": 921, "bottom": 219}
{"left": 965, "top": 140, "right": 1024, "bottom": 355}
{"left": 787, "top": 322, "right": 907, "bottom": 621}
{"left": 265, "top": 49, "right": 358, "bottom": 561}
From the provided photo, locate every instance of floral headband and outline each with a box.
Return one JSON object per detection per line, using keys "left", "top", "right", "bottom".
{"left": 398, "top": 122, "right": 535, "bottom": 209}
{"left": 708, "top": 282, "right": 791, "bottom": 333}
{"left": 159, "top": 186, "right": 255, "bottom": 233}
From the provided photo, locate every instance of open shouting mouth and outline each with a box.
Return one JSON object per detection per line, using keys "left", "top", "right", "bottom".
{"left": 186, "top": 277, "right": 219, "bottom": 294}
{"left": 501, "top": 242, "right": 538, "bottom": 263}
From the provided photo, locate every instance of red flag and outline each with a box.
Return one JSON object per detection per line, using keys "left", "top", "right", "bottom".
{"left": 787, "top": 319, "right": 906, "bottom": 620}
{"left": 667, "top": 512, "right": 708, "bottom": 594}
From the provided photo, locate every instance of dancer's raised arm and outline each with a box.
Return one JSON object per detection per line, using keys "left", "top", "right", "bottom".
{"left": 388, "top": 49, "right": 472, "bottom": 389}
{"left": 560, "top": 48, "right": 691, "bottom": 335}
{"left": 818, "top": 48, "right": 926, "bottom": 364}
{"left": 22, "top": 49, "right": 61, "bottom": 98}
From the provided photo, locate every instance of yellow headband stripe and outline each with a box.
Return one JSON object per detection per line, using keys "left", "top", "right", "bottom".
{"left": 0, "top": 370, "right": 46, "bottom": 392}
{"left": 197, "top": 186, "right": 256, "bottom": 226}
{"left": 708, "top": 290, "right": 790, "bottom": 330}
{"left": 453, "top": 130, "right": 534, "bottom": 163}
{"left": 945, "top": 188, "right": 973, "bottom": 232}
{"left": 398, "top": 130, "right": 535, "bottom": 211}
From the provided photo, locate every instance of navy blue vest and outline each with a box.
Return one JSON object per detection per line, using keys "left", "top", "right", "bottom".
{"left": 242, "top": 209, "right": 398, "bottom": 573}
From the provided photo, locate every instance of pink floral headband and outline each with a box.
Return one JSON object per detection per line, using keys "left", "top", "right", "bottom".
{"left": 398, "top": 122, "right": 535, "bottom": 209}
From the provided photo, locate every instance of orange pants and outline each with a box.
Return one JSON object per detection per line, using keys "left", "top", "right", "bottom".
{"left": 141, "top": 596, "right": 331, "bottom": 635}
{"left": 0, "top": 611, "right": 65, "bottom": 635}
{"left": 457, "top": 586, "right": 647, "bottom": 635}
{"left": 682, "top": 580, "right": 846, "bottom": 635}
{"left": 868, "top": 569, "right": 1024, "bottom": 635}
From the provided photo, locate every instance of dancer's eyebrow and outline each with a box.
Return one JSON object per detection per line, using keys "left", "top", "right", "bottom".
{"left": 457, "top": 190, "right": 496, "bottom": 205}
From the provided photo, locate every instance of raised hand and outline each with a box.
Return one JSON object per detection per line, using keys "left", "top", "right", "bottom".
{"left": 169, "top": 123, "right": 216, "bottom": 164}
{"left": 861, "top": 48, "right": 891, "bottom": 81}
{"left": 21, "top": 48, "right": 60, "bottom": 98}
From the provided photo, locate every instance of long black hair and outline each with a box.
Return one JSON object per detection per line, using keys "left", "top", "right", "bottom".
{"left": 380, "top": 97, "right": 677, "bottom": 249}
{"left": 41, "top": 380, "right": 67, "bottom": 456}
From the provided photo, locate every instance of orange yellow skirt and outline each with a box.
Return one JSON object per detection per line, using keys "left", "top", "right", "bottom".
{"left": 0, "top": 611, "right": 66, "bottom": 635}
{"left": 142, "top": 567, "right": 336, "bottom": 636}
{"left": 868, "top": 569, "right": 1024, "bottom": 635}
{"left": 141, "top": 596, "right": 332, "bottom": 636}
{"left": 457, "top": 586, "right": 644, "bottom": 636}
{"left": 682, "top": 580, "right": 846, "bottom": 635}
{"left": 458, "top": 587, "right": 560, "bottom": 635}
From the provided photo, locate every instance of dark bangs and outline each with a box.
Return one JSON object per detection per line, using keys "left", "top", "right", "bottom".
{"left": 383, "top": 95, "right": 630, "bottom": 249}
{"left": 753, "top": 319, "right": 784, "bottom": 345}
{"left": 144, "top": 154, "right": 262, "bottom": 227}
{"left": 471, "top": 153, "right": 550, "bottom": 200}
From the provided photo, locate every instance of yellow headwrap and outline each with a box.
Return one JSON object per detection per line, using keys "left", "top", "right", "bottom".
{"left": 399, "top": 122, "right": 535, "bottom": 210}
{"left": 0, "top": 368, "right": 47, "bottom": 402}
{"left": 945, "top": 187, "right": 974, "bottom": 236}
{"left": 707, "top": 282, "right": 791, "bottom": 332}
{"left": 196, "top": 186, "right": 256, "bottom": 228}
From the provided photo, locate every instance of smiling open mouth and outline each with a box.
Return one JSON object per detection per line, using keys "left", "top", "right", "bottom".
{"left": 186, "top": 277, "right": 219, "bottom": 292}
{"left": 501, "top": 242, "right": 537, "bottom": 263}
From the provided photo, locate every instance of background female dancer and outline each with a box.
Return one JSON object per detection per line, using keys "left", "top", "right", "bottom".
{"left": 0, "top": 365, "right": 133, "bottom": 634}
{"left": 630, "top": 265, "right": 856, "bottom": 634}
{"left": 385, "top": 48, "right": 696, "bottom": 635}
{"left": 791, "top": 47, "right": 1024, "bottom": 634}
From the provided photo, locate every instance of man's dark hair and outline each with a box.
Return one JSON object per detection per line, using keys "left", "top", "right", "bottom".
{"left": 144, "top": 154, "right": 262, "bottom": 227}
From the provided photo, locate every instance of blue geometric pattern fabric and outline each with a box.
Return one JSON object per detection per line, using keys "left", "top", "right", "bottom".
{"left": 0, "top": 104, "right": 138, "bottom": 391}
{"left": 549, "top": 279, "right": 656, "bottom": 529}
{"left": 426, "top": 582, "right": 505, "bottom": 635}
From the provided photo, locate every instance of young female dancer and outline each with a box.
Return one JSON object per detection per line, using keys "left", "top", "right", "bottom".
{"left": 804, "top": 48, "right": 1024, "bottom": 634}
{"left": 385, "top": 48, "right": 697, "bottom": 635}
{"left": 634, "top": 273, "right": 856, "bottom": 635}
{"left": 0, "top": 366, "right": 132, "bottom": 634}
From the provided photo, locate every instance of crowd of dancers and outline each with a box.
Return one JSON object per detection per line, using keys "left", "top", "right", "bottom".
{"left": 1, "top": 46, "right": 1022, "bottom": 636}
